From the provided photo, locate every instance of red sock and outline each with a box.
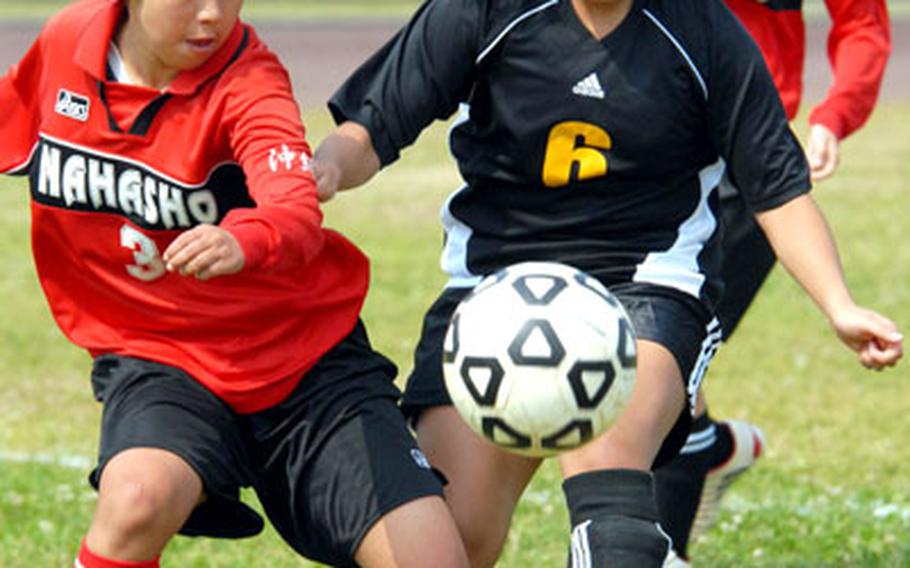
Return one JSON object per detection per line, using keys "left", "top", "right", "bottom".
{"left": 75, "top": 539, "right": 160, "bottom": 568}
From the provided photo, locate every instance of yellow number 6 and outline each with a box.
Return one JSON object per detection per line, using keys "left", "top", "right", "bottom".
{"left": 541, "top": 121, "right": 611, "bottom": 188}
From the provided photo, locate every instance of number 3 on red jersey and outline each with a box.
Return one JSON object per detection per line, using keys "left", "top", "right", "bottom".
{"left": 120, "top": 224, "right": 165, "bottom": 282}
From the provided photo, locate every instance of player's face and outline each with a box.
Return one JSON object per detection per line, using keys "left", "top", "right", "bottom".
{"left": 126, "top": 0, "right": 243, "bottom": 73}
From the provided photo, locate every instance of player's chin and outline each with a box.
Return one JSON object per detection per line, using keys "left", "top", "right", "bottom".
{"left": 172, "top": 48, "right": 218, "bottom": 71}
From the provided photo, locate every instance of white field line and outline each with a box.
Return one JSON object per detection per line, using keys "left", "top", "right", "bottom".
{"left": 525, "top": 487, "right": 910, "bottom": 526}
{"left": 713, "top": 493, "right": 910, "bottom": 525}
{"left": 0, "top": 450, "right": 92, "bottom": 470}
{"left": 4, "top": 450, "right": 910, "bottom": 526}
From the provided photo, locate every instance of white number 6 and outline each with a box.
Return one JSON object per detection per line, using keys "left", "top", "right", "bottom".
{"left": 120, "top": 224, "right": 165, "bottom": 282}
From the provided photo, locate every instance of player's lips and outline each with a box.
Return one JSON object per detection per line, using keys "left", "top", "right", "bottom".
{"left": 185, "top": 37, "right": 216, "bottom": 52}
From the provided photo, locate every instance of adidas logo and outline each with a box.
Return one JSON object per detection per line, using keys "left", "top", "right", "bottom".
{"left": 572, "top": 73, "right": 605, "bottom": 99}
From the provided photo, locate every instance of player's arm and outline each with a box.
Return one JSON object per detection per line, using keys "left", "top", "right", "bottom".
{"left": 162, "top": 224, "right": 245, "bottom": 281}
{"left": 0, "top": 34, "right": 45, "bottom": 174}
{"left": 807, "top": 0, "right": 891, "bottom": 180}
{"left": 165, "top": 55, "right": 324, "bottom": 279}
{"left": 755, "top": 195, "right": 902, "bottom": 369}
{"left": 315, "top": 0, "right": 482, "bottom": 201}
{"left": 706, "top": 0, "right": 901, "bottom": 369}
{"left": 313, "top": 121, "right": 380, "bottom": 202}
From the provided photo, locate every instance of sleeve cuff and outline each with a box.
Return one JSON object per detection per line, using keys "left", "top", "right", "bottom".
{"left": 747, "top": 182, "right": 812, "bottom": 213}
{"left": 223, "top": 221, "right": 269, "bottom": 270}
{"left": 328, "top": 100, "right": 400, "bottom": 167}
{"left": 808, "top": 107, "right": 847, "bottom": 140}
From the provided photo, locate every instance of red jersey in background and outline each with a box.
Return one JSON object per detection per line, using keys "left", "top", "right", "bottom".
{"left": 726, "top": 0, "right": 891, "bottom": 139}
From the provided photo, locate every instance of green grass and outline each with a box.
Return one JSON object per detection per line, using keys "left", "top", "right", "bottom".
{"left": 0, "top": 105, "right": 909, "bottom": 566}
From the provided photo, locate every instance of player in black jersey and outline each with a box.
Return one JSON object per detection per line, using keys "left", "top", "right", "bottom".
{"left": 315, "top": 0, "right": 903, "bottom": 566}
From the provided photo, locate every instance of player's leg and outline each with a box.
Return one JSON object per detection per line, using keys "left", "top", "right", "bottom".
{"left": 558, "top": 342, "right": 683, "bottom": 568}
{"left": 79, "top": 355, "right": 261, "bottom": 567}
{"left": 250, "top": 321, "right": 468, "bottom": 568}
{"left": 402, "top": 288, "right": 542, "bottom": 567}
{"left": 713, "top": 189, "right": 777, "bottom": 341}
{"left": 82, "top": 448, "right": 203, "bottom": 563}
{"left": 687, "top": 411, "right": 765, "bottom": 541}
{"left": 417, "top": 405, "right": 542, "bottom": 567}
{"left": 561, "top": 286, "right": 719, "bottom": 567}
{"left": 652, "top": 392, "right": 715, "bottom": 565}
{"left": 355, "top": 494, "right": 466, "bottom": 567}
{"left": 654, "top": 187, "right": 774, "bottom": 561}
{"left": 561, "top": 341, "right": 688, "bottom": 475}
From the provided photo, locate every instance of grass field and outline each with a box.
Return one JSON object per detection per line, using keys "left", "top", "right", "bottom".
{"left": 0, "top": 101, "right": 908, "bottom": 566}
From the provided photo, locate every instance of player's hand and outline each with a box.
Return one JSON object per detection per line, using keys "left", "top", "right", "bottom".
{"left": 312, "top": 158, "right": 340, "bottom": 203}
{"left": 163, "top": 224, "right": 245, "bottom": 281}
{"left": 829, "top": 304, "right": 903, "bottom": 370}
{"left": 806, "top": 123, "right": 840, "bottom": 182}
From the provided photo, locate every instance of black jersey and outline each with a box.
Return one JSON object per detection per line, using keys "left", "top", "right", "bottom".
{"left": 329, "top": 0, "right": 810, "bottom": 309}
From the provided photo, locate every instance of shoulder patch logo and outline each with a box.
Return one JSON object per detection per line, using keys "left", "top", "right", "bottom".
{"left": 572, "top": 73, "right": 605, "bottom": 100}
{"left": 55, "top": 89, "right": 90, "bottom": 122}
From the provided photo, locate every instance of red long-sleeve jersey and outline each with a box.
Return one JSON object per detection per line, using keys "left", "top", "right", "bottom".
{"left": 0, "top": 0, "right": 369, "bottom": 413}
{"left": 725, "top": 0, "right": 890, "bottom": 139}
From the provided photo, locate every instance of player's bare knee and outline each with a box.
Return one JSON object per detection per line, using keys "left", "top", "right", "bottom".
{"left": 457, "top": 518, "right": 508, "bottom": 568}
{"left": 465, "top": 543, "right": 503, "bottom": 568}
{"left": 354, "top": 495, "right": 469, "bottom": 568}
{"left": 96, "top": 479, "right": 179, "bottom": 541}
{"left": 95, "top": 453, "right": 200, "bottom": 544}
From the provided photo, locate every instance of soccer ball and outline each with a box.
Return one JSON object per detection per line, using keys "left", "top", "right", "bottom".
{"left": 442, "top": 261, "right": 637, "bottom": 458}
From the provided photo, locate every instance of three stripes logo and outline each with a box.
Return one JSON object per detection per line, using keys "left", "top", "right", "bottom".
{"left": 572, "top": 72, "right": 605, "bottom": 99}
{"left": 570, "top": 520, "right": 593, "bottom": 568}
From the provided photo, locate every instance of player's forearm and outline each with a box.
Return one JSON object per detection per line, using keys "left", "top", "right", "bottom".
{"left": 222, "top": 203, "right": 325, "bottom": 272}
{"left": 755, "top": 194, "right": 855, "bottom": 321}
{"left": 314, "top": 121, "right": 381, "bottom": 193}
{"left": 810, "top": 0, "right": 890, "bottom": 138}
{"left": 808, "top": 50, "right": 888, "bottom": 139}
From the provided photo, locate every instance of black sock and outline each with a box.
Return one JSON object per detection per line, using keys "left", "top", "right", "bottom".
{"left": 709, "top": 419, "right": 734, "bottom": 469}
{"left": 563, "top": 469, "right": 670, "bottom": 568}
{"left": 653, "top": 413, "right": 719, "bottom": 559}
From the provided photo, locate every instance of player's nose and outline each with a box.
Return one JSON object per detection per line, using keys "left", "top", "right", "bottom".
{"left": 196, "top": 0, "right": 225, "bottom": 25}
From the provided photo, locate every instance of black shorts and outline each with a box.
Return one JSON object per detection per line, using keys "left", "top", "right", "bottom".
{"left": 89, "top": 322, "right": 444, "bottom": 567}
{"left": 716, "top": 183, "right": 776, "bottom": 339}
{"left": 401, "top": 283, "right": 721, "bottom": 467}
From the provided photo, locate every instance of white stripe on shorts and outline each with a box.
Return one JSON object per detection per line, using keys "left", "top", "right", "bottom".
{"left": 686, "top": 317, "right": 722, "bottom": 413}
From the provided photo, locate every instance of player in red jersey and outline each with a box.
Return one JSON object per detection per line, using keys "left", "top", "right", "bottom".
{"left": 0, "top": 1, "right": 469, "bottom": 567}
{"left": 655, "top": 0, "right": 893, "bottom": 564}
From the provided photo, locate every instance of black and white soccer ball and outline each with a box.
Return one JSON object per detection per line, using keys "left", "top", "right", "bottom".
{"left": 443, "top": 261, "right": 637, "bottom": 457}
